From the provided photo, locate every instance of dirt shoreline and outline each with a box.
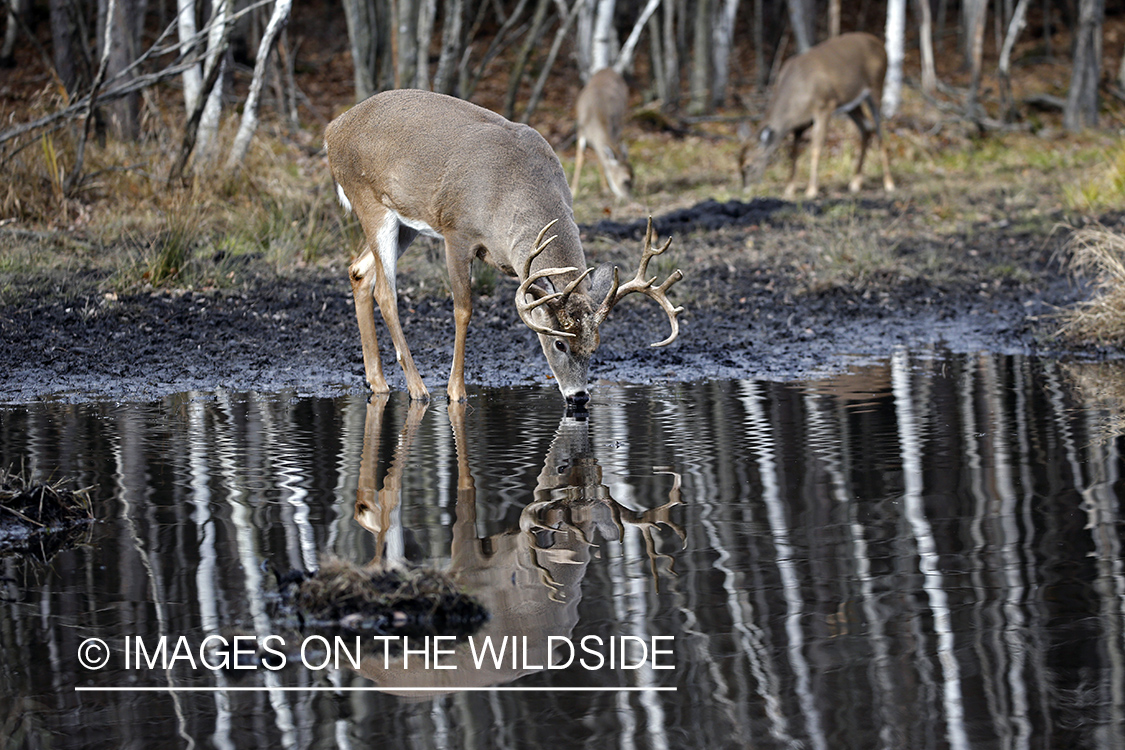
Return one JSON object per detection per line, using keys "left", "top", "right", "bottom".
{"left": 0, "top": 198, "right": 1105, "bottom": 405}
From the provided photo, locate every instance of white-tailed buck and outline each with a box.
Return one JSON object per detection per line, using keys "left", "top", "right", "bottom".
{"left": 325, "top": 89, "right": 682, "bottom": 407}
{"left": 572, "top": 68, "right": 634, "bottom": 202}
{"left": 740, "top": 32, "right": 895, "bottom": 199}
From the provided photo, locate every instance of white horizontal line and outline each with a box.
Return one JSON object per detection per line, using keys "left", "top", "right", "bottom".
{"left": 76, "top": 686, "right": 676, "bottom": 693}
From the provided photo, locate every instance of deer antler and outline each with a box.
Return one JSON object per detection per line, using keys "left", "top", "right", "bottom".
{"left": 516, "top": 219, "right": 583, "bottom": 338}
{"left": 595, "top": 217, "right": 684, "bottom": 347}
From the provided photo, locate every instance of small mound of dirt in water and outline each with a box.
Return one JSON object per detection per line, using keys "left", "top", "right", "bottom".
{"left": 276, "top": 558, "right": 489, "bottom": 640}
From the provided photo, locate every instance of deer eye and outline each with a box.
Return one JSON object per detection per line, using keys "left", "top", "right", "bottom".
{"left": 554, "top": 340, "right": 568, "bottom": 354}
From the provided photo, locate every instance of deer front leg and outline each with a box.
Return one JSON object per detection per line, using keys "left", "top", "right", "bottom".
{"left": 805, "top": 114, "right": 828, "bottom": 199}
{"left": 444, "top": 237, "right": 474, "bottom": 403}
{"left": 349, "top": 248, "right": 389, "bottom": 394}
{"left": 782, "top": 127, "right": 806, "bottom": 200}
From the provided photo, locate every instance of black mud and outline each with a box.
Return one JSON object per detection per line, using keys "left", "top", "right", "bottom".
{"left": 0, "top": 198, "right": 1102, "bottom": 404}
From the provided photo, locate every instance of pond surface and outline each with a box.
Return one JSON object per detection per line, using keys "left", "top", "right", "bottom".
{"left": 1, "top": 349, "right": 1124, "bottom": 749}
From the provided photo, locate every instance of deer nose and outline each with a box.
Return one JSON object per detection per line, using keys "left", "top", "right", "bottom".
{"left": 567, "top": 391, "right": 590, "bottom": 408}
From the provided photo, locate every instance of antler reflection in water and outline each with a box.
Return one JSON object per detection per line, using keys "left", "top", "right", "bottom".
{"left": 517, "top": 414, "right": 685, "bottom": 590}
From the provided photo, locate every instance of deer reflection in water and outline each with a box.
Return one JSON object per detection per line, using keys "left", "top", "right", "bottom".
{"left": 350, "top": 397, "right": 684, "bottom": 692}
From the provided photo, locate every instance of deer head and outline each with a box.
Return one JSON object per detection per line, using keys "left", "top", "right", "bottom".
{"left": 515, "top": 218, "right": 683, "bottom": 407}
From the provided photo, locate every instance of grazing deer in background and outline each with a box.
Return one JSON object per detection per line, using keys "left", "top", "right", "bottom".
{"left": 739, "top": 32, "right": 895, "bottom": 199}
{"left": 572, "top": 68, "right": 634, "bottom": 202}
{"left": 325, "top": 89, "right": 682, "bottom": 407}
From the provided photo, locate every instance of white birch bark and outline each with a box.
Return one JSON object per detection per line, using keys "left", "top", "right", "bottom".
{"left": 195, "top": 0, "right": 228, "bottom": 162}
{"left": 998, "top": 0, "right": 1030, "bottom": 115}
{"left": 176, "top": 0, "right": 202, "bottom": 112}
{"left": 709, "top": 0, "right": 739, "bottom": 108}
{"left": 226, "top": 0, "right": 292, "bottom": 170}
{"left": 882, "top": 0, "right": 906, "bottom": 117}
{"left": 615, "top": 0, "right": 662, "bottom": 73}
{"left": 591, "top": 0, "right": 617, "bottom": 74}
{"left": 915, "top": 0, "right": 936, "bottom": 96}
{"left": 576, "top": 0, "right": 593, "bottom": 80}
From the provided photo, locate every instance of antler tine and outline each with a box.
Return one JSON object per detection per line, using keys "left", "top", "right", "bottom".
{"left": 516, "top": 218, "right": 580, "bottom": 338}
{"left": 523, "top": 219, "right": 560, "bottom": 279}
{"left": 595, "top": 217, "right": 684, "bottom": 347}
{"left": 556, "top": 266, "right": 594, "bottom": 309}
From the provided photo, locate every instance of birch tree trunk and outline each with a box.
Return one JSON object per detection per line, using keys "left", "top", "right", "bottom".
{"left": 915, "top": 0, "right": 936, "bottom": 96}
{"left": 433, "top": 0, "right": 464, "bottom": 94}
{"left": 413, "top": 0, "right": 435, "bottom": 89}
{"left": 101, "top": 0, "right": 146, "bottom": 140}
{"left": 709, "top": 0, "right": 739, "bottom": 108}
{"left": 394, "top": 0, "right": 418, "bottom": 88}
{"left": 965, "top": 0, "right": 988, "bottom": 116}
{"left": 226, "top": 0, "right": 292, "bottom": 170}
{"left": 2, "top": 0, "right": 25, "bottom": 66}
{"left": 998, "top": 0, "right": 1030, "bottom": 119}
{"left": 176, "top": 0, "right": 202, "bottom": 111}
{"left": 615, "top": 0, "right": 662, "bottom": 73}
{"left": 591, "top": 0, "right": 617, "bottom": 73}
{"left": 786, "top": 0, "right": 812, "bottom": 53}
{"left": 195, "top": 0, "right": 229, "bottom": 163}
{"left": 341, "top": 0, "right": 379, "bottom": 100}
{"left": 828, "top": 0, "right": 839, "bottom": 37}
{"left": 1064, "top": 0, "right": 1104, "bottom": 131}
{"left": 688, "top": 0, "right": 711, "bottom": 112}
{"left": 662, "top": 0, "right": 679, "bottom": 106}
{"left": 882, "top": 0, "right": 906, "bottom": 117}
{"left": 576, "top": 0, "right": 593, "bottom": 79}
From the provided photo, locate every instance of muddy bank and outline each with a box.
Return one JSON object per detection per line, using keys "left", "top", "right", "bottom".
{"left": 0, "top": 198, "right": 1101, "bottom": 404}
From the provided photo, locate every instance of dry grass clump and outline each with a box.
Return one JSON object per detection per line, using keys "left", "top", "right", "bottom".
{"left": 0, "top": 469, "right": 94, "bottom": 559}
{"left": 1056, "top": 225, "right": 1125, "bottom": 344}
{"left": 280, "top": 557, "right": 489, "bottom": 639}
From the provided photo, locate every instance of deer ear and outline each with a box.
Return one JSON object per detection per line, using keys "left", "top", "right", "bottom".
{"left": 589, "top": 263, "right": 616, "bottom": 303}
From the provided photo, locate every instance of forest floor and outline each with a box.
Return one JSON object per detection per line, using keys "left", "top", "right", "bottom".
{"left": 0, "top": 160, "right": 1115, "bottom": 404}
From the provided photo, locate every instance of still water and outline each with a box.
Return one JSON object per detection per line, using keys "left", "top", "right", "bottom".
{"left": 1, "top": 349, "right": 1123, "bottom": 749}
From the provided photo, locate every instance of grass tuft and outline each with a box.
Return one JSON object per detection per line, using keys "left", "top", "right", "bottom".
{"left": 1056, "top": 224, "right": 1125, "bottom": 344}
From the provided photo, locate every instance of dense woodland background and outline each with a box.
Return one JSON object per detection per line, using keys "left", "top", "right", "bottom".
{"left": 3, "top": 0, "right": 1125, "bottom": 195}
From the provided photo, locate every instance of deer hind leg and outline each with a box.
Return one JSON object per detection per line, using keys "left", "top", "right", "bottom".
{"left": 873, "top": 105, "right": 895, "bottom": 192}
{"left": 846, "top": 108, "right": 872, "bottom": 193}
{"left": 571, "top": 135, "right": 588, "bottom": 196}
{"left": 356, "top": 204, "right": 429, "bottom": 400}
{"left": 443, "top": 236, "right": 474, "bottom": 403}
{"left": 349, "top": 246, "right": 389, "bottom": 394}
